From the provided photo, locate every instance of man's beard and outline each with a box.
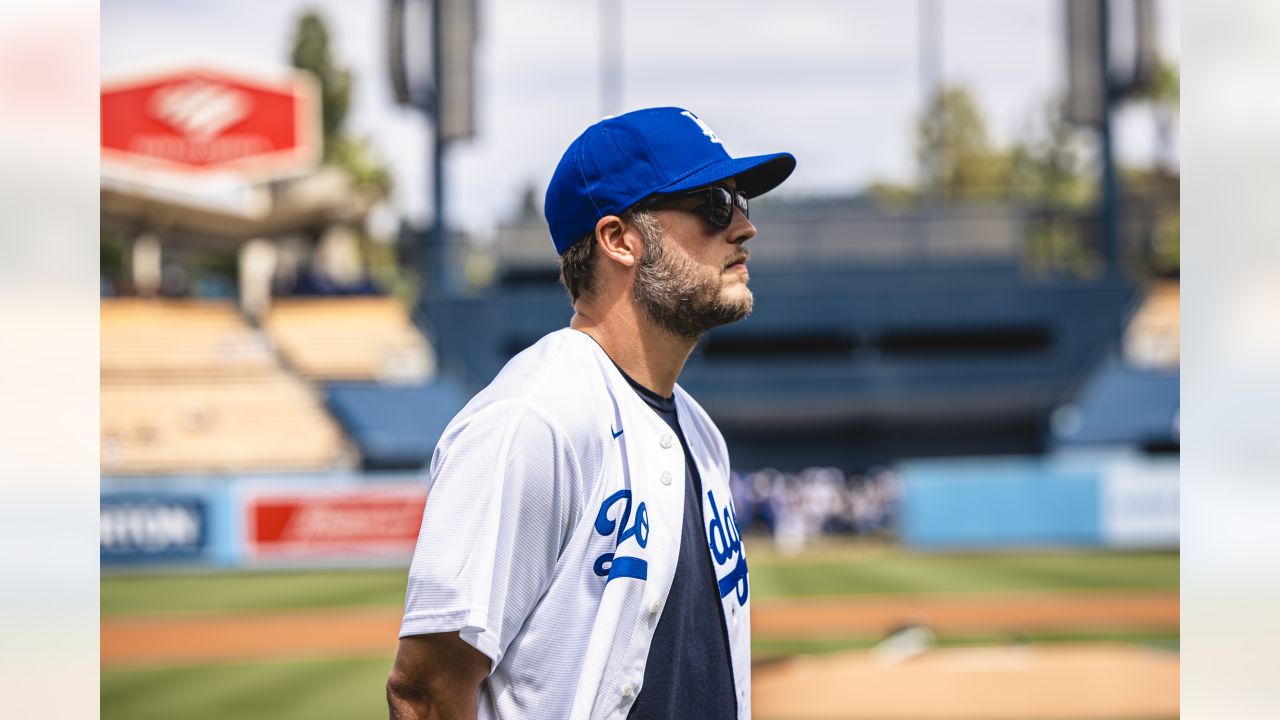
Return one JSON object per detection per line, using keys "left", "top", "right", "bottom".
{"left": 632, "top": 222, "right": 753, "bottom": 341}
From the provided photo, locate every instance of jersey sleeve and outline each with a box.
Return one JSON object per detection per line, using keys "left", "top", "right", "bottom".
{"left": 399, "top": 400, "right": 586, "bottom": 667}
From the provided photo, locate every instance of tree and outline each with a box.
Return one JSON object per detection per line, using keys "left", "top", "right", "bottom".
{"left": 1007, "top": 97, "right": 1095, "bottom": 208}
{"left": 329, "top": 134, "right": 394, "bottom": 196}
{"left": 290, "top": 11, "right": 352, "bottom": 157}
{"left": 915, "top": 86, "right": 1009, "bottom": 201}
{"left": 1132, "top": 60, "right": 1180, "bottom": 275}
{"left": 1006, "top": 98, "right": 1100, "bottom": 277}
{"left": 288, "top": 11, "right": 392, "bottom": 195}
{"left": 1139, "top": 60, "right": 1179, "bottom": 174}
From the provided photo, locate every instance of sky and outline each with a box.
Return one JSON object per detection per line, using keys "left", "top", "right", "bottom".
{"left": 102, "top": 0, "right": 1180, "bottom": 238}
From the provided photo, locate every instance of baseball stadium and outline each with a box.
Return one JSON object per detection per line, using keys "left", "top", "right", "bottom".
{"left": 101, "top": 2, "right": 1179, "bottom": 718}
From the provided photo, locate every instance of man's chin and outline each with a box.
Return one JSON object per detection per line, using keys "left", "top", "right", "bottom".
{"left": 718, "top": 289, "right": 754, "bottom": 323}
{"left": 722, "top": 285, "right": 753, "bottom": 308}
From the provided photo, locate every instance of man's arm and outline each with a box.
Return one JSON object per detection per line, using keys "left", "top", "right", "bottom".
{"left": 387, "top": 632, "right": 491, "bottom": 720}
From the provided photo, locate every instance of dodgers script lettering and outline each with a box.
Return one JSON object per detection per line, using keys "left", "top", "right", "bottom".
{"left": 706, "top": 490, "right": 749, "bottom": 605}
{"left": 592, "top": 489, "right": 650, "bottom": 581}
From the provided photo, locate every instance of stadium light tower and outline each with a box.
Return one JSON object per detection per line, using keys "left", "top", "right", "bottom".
{"left": 917, "top": 0, "right": 942, "bottom": 192}
{"left": 599, "top": 0, "right": 623, "bottom": 117}
{"left": 389, "top": 0, "right": 477, "bottom": 296}
{"left": 1065, "top": 0, "right": 1158, "bottom": 275}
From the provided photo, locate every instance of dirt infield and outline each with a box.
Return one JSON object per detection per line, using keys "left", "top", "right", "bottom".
{"left": 752, "top": 590, "right": 1178, "bottom": 637}
{"left": 753, "top": 643, "right": 1179, "bottom": 719}
{"left": 102, "top": 590, "right": 1178, "bottom": 667}
{"left": 103, "top": 606, "right": 402, "bottom": 666}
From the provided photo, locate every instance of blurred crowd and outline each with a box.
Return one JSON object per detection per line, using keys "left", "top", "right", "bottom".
{"left": 729, "top": 466, "right": 900, "bottom": 554}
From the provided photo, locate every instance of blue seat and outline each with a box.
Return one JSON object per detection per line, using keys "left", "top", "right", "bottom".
{"left": 1055, "top": 356, "right": 1179, "bottom": 447}
{"left": 326, "top": 380, "right": 469, "bottom": 469}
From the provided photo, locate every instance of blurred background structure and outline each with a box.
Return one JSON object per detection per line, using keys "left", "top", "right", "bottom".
{"left": 101, "top": 2, "right": 1179, "bottom": 718}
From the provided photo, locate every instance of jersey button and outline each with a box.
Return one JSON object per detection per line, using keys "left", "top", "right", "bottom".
{"left": 648, "top": 599, "right": 663, "bottom": 615}
{"left": 621, "top": 682, "right": 638, "bottom": 700}
{"left": 660, "top": 471, "right": 673, "bottom": 486}
{"left": 659, "top": 433, "right": 674, "bottom": 449}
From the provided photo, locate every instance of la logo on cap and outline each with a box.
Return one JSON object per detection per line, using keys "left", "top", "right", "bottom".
{"left": 681, "top": 110, "right": 721, "bottom": 145}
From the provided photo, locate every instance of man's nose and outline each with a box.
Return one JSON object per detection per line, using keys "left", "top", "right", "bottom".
{"left": 730, "top": 215, "right": 756, "bottom": 245}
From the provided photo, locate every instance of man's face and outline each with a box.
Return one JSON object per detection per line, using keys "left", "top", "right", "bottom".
{"left": 631, "top": 180, "right": 757, "bottom": 340}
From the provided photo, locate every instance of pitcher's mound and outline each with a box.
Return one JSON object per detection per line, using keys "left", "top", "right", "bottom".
{"left": 753, "top": 643, "right": 1178, "bottom": 720}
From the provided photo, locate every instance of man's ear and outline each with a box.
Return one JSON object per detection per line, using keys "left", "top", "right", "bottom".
{"left": 594, "top": 215, "right": 640, "bottom": 269}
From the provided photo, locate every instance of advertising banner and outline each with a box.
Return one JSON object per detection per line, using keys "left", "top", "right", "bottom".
{"left": 1100, "top": 457, "right": 1180, "bottom": 547}
{"left": 101, "top": 495, "right": 208, "bottom": 564}
{"left": 244, "top": 485, "right": 426, "bottom": 561}
{"left": 101, "top": 61, "right": 320, "bottom": 183}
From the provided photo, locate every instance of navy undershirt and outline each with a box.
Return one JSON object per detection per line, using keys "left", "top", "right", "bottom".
{"left": 615, "top": 370, "right": 737, "bottom": 720}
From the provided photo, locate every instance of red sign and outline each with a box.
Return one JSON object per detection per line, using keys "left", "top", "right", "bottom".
{"left": 246, "top": 487, "right": 427, "bottom": 558}
{"left": 101, "top": 63, "right": 319, "bottom": 181}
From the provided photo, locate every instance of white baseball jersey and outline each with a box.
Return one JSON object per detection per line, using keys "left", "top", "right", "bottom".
{"left": 400, "top": 327, "right": 751, "bottom": 719}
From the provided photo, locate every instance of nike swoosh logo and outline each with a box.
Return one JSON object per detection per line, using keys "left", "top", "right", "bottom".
{"left": 611, "top": 425, "right": 624, "bottom": 439}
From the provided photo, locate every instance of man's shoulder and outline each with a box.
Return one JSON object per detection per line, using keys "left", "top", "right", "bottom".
{"left": 454, "top": 328, "right": 613, "bottom": 442}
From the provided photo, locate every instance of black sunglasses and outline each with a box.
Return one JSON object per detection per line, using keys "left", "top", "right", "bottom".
{"left": 638, "top": 185, "right": 749, "bottom": 228}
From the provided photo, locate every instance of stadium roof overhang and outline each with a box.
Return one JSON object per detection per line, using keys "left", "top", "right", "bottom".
{"left": 101, "top": 167, "right": 375, "bottom": 245}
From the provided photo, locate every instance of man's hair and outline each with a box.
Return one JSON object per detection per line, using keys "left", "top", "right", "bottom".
{"left": 559, "top": 208, "right": 660, "bottom": 303}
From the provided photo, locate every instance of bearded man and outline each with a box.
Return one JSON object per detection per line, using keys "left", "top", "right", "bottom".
{"left": 388, "top": 107, "right": 795, "bottom": 720}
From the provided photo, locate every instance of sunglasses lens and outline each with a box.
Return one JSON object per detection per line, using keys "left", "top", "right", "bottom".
{"left": 641, "top": 186, "right": 747, "bottom": 228}
{"left": 708, "top": 187, "right": 734, "bottom": 227}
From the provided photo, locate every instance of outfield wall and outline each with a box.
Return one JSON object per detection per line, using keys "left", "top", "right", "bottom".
{"left": 101, "top": 451, "right": 1177, "bottom": 569}
{"left": 898, "top": 451, "right": 1179, "bottom": 549}
{"left": 101, "top": 472, "right": 427, "bottom": 569}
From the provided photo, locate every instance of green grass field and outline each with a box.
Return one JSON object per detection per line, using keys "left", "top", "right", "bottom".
{"left": 103, "top": 656, "right": 395, "bottom": 720}
{"left": 102, "top": 546, "right": 1178, "bottom": 720}
{"left": 103, "top": 546, "right": 1178, "bottom": 617}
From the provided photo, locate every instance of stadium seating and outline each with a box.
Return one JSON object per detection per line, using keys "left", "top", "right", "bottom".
{"left": 101, "top": 376, "right": 351, "bottom": 473}
{"left": 325, "top": 380, "right": 469, "bottom": 469}
{"left": 101, "top": 299, "right": 350, "bottom": 474}
{"left": 262, "top": 297, "right": 434, "bottom": 382}
{"left": 1053, "top": 355, "right": 1178, "bottom": 449}
{"left": 1124, "top": 281, "right": 1179, "bottom": 369}
{"left": 1046, "top": 282, "right": 1179, "bottom": 453}
{"left": 101, "top": 299, "right": 276, "bottom": 378}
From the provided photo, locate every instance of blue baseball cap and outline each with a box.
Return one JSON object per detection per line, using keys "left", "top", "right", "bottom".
{"left": 544, "top": 107, "right": 796, "bottom": 255}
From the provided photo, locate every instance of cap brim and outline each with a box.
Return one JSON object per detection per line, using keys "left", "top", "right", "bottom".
{"left": 658, "top": 152, "right": 796, "bottom": 199}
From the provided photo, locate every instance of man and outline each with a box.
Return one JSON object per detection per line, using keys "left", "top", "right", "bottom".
{"left": 387, "top": 107, "right": 795, "bottom": 720}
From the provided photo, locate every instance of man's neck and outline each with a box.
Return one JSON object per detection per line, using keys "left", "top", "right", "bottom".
{"left": 569, "top": 301, "right": 697, "bottom": 398}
